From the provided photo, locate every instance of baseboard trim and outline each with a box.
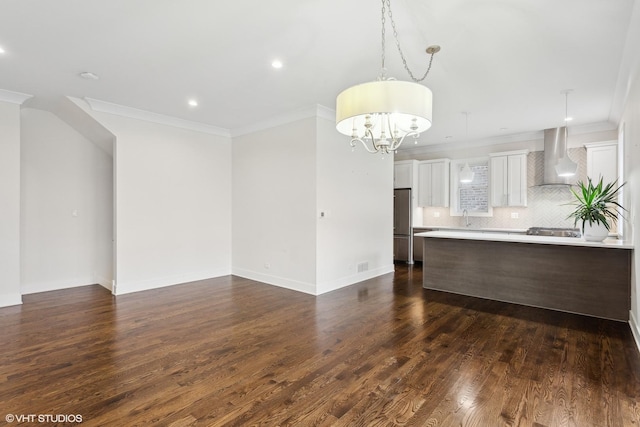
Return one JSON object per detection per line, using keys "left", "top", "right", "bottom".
{"left": 114, "top": 268, "right": 231, "bottom": 296}
{"left": 316, "top": 264, "right": 395, "bottom": 295}
{"left": 630, "top": 310, "right": 640, "bottom": 355}
{"left": 231, "top": 264, "right": 396, "bottom": 296}
{"left": 0, "top": 293, "right": 23, "bottom": 308}
{"left": 96, "top": 276, "right": 113, "bottom": 292}
{"left": 21, "top": 277, "right": 96, "bottom": 295}
{"left": 231, "top": 268, "right": 316, "bottom": 295}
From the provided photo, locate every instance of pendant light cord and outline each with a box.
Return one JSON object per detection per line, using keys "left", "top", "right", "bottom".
{"left": 464, "top": 112, "right": 469, "bottom": 140}
{"left": 380, "top": 0, "right": 437, "bottom": 82}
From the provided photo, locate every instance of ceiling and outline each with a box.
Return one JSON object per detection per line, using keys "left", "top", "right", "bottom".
{"left": 0, "top": 0, "right": 637, "bottom": 147}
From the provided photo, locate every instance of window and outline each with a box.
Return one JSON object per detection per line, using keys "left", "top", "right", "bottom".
{"left": 450, "top": 158, "right": 492, "bottom": 217}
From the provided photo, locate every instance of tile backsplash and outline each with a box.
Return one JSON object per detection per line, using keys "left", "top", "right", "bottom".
{"left": 419, "top": 148, "right": 597, "bottom": 230}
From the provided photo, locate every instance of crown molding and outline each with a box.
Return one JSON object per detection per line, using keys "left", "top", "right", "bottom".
{"left": 0, "top": 88, "right": 33, "bottom": 105}
{"left": 231, "top": 104, "right": 335, "bottom": 137}
{"left": 84, "top": 97, "right": 231, "bottom": 137}
{"left": 316, "top": 104, "right": 336, "bottom": 122}
{"left": 568, "top": 120, "right": 618, "bottom": 135}
{"left": 398, "top": 121, "right": 617, "bottom": 157}
{"left": 399, "top": 130, "right": 542, "bottom": 157}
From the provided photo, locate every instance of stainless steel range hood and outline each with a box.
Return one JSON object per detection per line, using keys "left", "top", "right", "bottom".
{"left": 541, "top": 127, "right": 572, "bottom": 186}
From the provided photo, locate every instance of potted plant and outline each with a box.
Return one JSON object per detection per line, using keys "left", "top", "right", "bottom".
{"left": 567, "top": 177, "right": 626, "bottom": 242}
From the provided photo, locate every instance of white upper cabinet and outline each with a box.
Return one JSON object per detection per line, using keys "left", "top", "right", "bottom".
{"left": 418, "top": 159, "right": 450, "bottom": 207}
{"left": 489, "top": 150, "right": 528, "bottom": 207}
{"left": 394, "top": 160, "right": 418, "bottom": 189}
{"left": 490, "top": 156, "right": 508, "bottom": 207}
{"left": 585, "top": 142, "right": 618, "bottom": 185}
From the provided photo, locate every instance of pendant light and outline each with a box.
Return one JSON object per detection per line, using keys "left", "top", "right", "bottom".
{"left": 335, "top": 0, "right": 440, "bottom": 155}
{"left": 459, "top": 112, "right": 475, "bottom": 183}
{"left": 555, "top": 90, "right": 578, "bottom": 177}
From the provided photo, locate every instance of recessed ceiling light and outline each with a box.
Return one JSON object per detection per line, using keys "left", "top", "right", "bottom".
{"left": 0, "top": 46, "right": 6, "bottom": 54}
{"left": 79, "top": 71, "right": 100, "bottom": 80}
{"left": 500, "top": 127, "right": 508, "bottom": 131}
{"left": 564, "top": 117, "right": 573, "bottom": 122}
{"left": 271, "top": 59, "right": 283, "bottom": 69}
{"left": 188, "top": 99, "right": 198, "bottom": 107}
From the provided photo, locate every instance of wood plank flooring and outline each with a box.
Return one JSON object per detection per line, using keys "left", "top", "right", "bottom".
{"left": 1, "top": 264, "right": 639, "bottom": 426}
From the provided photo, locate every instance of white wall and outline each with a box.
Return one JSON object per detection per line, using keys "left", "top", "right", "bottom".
{"left": 232, "top": 112, "right": 394, "bottom": 295}
{"left": 620, "top": 61, "right": 640, "bottom": 348}
{"left": 315, "top": 116, "right": 394, "bottom": 294}
{"left": 0, "top": 101, "right": 22, "bottom": 306}
{"left": 20, "top": 108, "right": 113, "bottom": 293}
{"left": 87, "top": 112, "right": 232, "bottom": 295}
{"left": 232, "top": 118, "right": 317, "bottom": 294}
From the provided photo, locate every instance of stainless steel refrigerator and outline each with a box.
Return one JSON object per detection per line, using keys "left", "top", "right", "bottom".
{"left": 393, "top": 188, "right": 413, "bottom": 264}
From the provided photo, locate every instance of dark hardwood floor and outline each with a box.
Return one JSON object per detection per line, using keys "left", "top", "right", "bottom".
{"left": 1, "top": 264, "right": 639, "bottom": 426}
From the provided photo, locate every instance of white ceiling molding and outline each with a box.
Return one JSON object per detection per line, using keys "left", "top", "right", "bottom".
{"left": 316, "top": 104, "right": 336, "bottom": 122}
{"left": 567, "top": 120, "right": 618, "bottom": 138}
{"left": 231, "top": 104, "right": 335, "bottom": 137}
{"left": 0, "top": 88, "right": 33, "bottom": 104}
{"left": 398, "top": 121, "right": 617, "bottom": 157}
{"left": 84, "top": 97, "right": 231, "bottom": 137}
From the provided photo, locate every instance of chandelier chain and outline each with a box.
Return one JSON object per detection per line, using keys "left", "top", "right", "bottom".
{"left": 383, "top": 0, "right": 435, "bottom": 82}
{"left": 381, "top": 0, "right": 387, "bottom": 74}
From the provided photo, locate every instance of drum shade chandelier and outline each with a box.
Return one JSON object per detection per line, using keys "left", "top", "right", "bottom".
{"left": 335, "top": 0, "right": 440, "bottom": 155}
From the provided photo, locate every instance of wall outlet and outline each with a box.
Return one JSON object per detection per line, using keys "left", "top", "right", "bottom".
{"left": 511, "top": 212, "right": 519, "bottom": 219}
{"left": 264, "top": 262, "right": 270, "bottom": 269}
{"left": 433, "top": 211, "right": 440, "bottom": 217}
{"left": 357, "top": 261, "right": 369, "bottom": 273}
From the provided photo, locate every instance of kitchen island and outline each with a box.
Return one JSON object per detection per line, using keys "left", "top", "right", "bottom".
{"left": 415, "top": 231, "right": 633, "bottom": 321}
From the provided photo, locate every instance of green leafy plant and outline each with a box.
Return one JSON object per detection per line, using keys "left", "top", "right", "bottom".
{"left": 567, "top": 177, "right": 626, "bottom": 231}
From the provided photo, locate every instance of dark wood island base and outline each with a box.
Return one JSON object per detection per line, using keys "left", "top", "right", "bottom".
{"left": 423, "top": 236, "right": 632, "bottom": 321}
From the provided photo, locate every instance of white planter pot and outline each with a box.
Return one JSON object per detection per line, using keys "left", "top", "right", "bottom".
{"left": 582, "top": 222, "right": 608, "bottom": 242}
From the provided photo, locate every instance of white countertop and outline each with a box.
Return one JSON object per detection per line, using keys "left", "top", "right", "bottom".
{"left": 415, "top": 230, "right": 634, "bottom": 250}
{"left": 413, "top": 225, "right": 528, "bottom": 233}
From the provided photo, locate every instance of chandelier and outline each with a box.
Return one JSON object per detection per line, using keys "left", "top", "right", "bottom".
{"left": 335, "top": 0, "right": 440, "bottom": 155}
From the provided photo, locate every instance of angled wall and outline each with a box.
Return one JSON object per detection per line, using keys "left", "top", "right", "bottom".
{"left": 20, "top": 108, "right": 113, "bottom": 293}
{"left": 83, "top": 107, "right": 232, "bottom": 295}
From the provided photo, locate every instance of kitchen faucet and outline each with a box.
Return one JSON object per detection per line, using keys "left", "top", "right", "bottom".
{"left": 462, "top": 209, "right": 471, "bottom": 227}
